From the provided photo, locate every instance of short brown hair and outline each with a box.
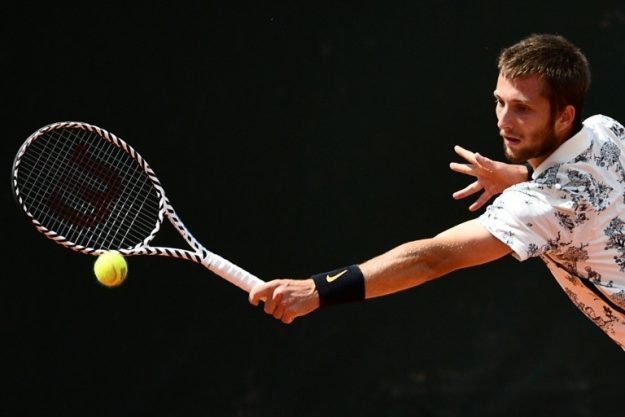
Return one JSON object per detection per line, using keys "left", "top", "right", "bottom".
{"left": 498, "top": 34, "right": 591, "bottom": 130}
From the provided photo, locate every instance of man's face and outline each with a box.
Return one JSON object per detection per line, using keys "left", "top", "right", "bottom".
{"left": 494, "top": 73, "right": 561, "bottom": 164}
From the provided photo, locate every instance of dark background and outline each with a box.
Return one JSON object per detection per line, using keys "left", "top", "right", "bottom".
{"left": 4, "top": 2, "right": 625, "bottom": 416}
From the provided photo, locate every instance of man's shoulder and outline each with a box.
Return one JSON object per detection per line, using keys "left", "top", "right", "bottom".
{"left": 583, "top": 114, "right": 625, "bottom": 139}
{"left": 584, "top": 114, "right": 621, "bottom": 124}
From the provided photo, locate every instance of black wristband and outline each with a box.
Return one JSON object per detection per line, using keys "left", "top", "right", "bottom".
{"left": 311, "top": 265, "right": 365, "bottom": 307}
{"left": 523, "top": 162, "right": 534, "bottom": 180}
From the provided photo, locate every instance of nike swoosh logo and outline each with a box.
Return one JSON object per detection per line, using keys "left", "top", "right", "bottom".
{"left": 326, "top": 269, "right": 348, "bottom": 283}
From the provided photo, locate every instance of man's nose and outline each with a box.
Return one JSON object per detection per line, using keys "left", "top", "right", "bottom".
{"left": 497, "top": 107, "right": 511, "bottom": 131}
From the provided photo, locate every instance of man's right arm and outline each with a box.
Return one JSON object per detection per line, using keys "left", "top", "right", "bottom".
{"left": 249, "top": 219, "right": 512, "bottom": 323}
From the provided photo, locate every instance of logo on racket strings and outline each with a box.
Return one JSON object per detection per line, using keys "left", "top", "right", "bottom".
{"left": 47, "top": 144, "right": 123, "bottom": 227}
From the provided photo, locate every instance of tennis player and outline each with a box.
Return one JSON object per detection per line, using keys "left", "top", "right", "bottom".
{"left": 249, "top": 33, "right": 625, "bottom": 350}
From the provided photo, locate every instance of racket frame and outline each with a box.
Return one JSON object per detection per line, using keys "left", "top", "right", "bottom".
{"left": 12, "top": 121, "right": 263, "bottom": 292}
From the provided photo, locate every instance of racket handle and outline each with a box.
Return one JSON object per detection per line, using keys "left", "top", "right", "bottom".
{"left": 201, "top": 254, "right": 264, "bottom": 293}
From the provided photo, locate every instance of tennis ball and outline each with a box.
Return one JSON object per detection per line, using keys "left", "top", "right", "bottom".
{"left": 94, "top": 251, "right": 128, "bottom": 287}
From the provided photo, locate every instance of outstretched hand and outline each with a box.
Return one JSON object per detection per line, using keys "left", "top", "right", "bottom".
{"left": 450, "top": 145, "right": 529, "bottom": 212}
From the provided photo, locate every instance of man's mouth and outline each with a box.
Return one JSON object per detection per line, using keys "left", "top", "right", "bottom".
{"left": 502, "top": 135, "right": 521, "bottom": 147}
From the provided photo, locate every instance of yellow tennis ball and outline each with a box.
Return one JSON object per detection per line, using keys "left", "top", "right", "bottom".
{"left": 94, "top": 251, "right": 128, "bottom": 287}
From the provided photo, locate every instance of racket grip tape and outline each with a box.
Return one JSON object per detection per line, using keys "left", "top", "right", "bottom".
{"left": 202, "top": 255, "right": 264, "bottom": 293}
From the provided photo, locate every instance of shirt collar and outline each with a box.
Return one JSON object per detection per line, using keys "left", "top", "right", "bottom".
{"left": 533, "top": 126, "right": 592, "bottom": 178}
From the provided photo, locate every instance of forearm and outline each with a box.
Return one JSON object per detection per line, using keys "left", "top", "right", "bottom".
{"left": 359, "top": 238, "right": 453, "bottom": 299}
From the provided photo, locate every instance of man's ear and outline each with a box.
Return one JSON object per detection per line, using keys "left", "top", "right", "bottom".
{"left": 556, "top": 105, "right": 576, "bottom": 136}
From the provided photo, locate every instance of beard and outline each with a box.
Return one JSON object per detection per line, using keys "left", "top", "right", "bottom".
{"left": 502, "top": 117, "right": 561, "bottom": 164}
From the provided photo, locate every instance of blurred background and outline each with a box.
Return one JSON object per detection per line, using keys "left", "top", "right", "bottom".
{"left": 4, "top": 2, "right": 625, "bottom": 416}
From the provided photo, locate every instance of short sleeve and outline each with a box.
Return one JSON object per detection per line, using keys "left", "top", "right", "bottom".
{"left": 478, "top": 183, "right": 573, "bottom": 261}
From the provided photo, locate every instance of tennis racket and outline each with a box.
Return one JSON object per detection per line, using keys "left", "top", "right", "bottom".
{"left": 11, "top": 121, "right": 264, "bottom": 293}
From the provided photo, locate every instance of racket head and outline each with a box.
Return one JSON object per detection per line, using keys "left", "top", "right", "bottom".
{"left": 12, "top": 121, "right": 167, "bottom": 255}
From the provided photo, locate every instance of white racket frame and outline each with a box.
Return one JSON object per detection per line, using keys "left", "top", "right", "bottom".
{"left": 12, "top": 121, "right": 264, "bottom": 293}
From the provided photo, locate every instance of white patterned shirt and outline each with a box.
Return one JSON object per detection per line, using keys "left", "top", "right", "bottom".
{"left": 479, "top": 114, "right": 625, "bottom": 348}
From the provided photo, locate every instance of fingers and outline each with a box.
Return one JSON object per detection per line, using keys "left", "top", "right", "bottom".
{"left": 452, "top": 181, "right": 483, "bottom": 200}
{"left": 449, "top": 161, "right": 475, "bottom": 176}
{"left": 264, "top": 290, "right": 283, "bottom": 316}
{"left": 469, "top": 190, "right": 493, "bottom": 212}
{"left": 451, "top": 151, "right": 495, "bottom": 176}
{"left": 250, "top": 279, "right": 318, "bottom": 324}
{"left": 452, "top": 178, "right": 493, "bottom": 212}
{"left": 453, "top": 145, "right": 476, "bottom": 163}
{"left": 453, "top": 183, "right": 493, "bottom": 211}
{"left": 450, "top": 146, "right": 483, "bottom": 178}
{"left": 269, "top": 285, "right": 301, "bottom": 324}
{"left": 248, "top": 281, "right": 285, "bottom": 314}
{"left": 271, "top": 300, "right": 296, "bottom": 324}
{"left": 474, "top": 152, "right": 495, "bottom": 172}
{"left": 248, "top": 280, "right": 298, "bottom": 324}
{"left": 271, "top": 296, "right": 285, "bottom": 319}
{"left": 249, "top": 282, "right": 272, "bottom": 306}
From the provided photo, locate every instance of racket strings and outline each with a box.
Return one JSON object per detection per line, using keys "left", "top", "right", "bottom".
{"left": 15, "top": 126, "right": 162, "bottom": 250}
